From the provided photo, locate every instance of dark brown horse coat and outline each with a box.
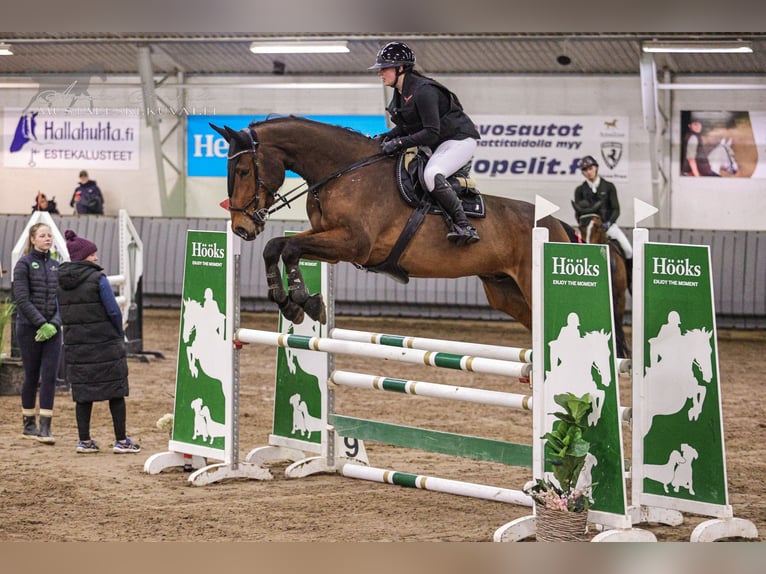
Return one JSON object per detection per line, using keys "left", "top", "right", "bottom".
{"left": 211, "top": 116, "right": 577, "bottom": 331}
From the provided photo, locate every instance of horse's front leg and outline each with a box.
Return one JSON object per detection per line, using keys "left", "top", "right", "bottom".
{"left": 263, "top": 236, "right": 305, "bottom": 324}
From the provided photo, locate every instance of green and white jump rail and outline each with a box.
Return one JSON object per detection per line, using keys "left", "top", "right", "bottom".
{"left": 235, "top": 328, "right": 532, "bottom": 379}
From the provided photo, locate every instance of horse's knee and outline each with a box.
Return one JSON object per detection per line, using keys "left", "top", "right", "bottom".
{"left": 263, "top": 237, "right": 286, "bottom": 265}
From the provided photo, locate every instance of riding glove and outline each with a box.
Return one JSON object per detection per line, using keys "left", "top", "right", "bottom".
{"left": 35, "top": 323, "right": 57, "bottom": 342}
{"left": 381, "top": 138, "right": 403, "bottom": 156}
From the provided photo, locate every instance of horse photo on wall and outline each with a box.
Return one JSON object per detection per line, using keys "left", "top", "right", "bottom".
{"left": 680, "top": 110, "right": 757, "bottom": 178}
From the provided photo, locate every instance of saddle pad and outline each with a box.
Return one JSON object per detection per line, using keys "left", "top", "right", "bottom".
{"left": 396, "top": 149, "right": 486, "bottom": 218}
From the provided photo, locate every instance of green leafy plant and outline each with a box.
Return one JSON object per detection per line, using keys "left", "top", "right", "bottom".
{"left": 0, "top": 299, "right": 16, "bottom": 367}
{"left": 524, "top": 392, "right": 594, "bottom": 512}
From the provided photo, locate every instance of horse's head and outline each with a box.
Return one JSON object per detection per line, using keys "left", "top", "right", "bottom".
{"left": 577, "top": 214, "right": 607, "bottom": 245}
{"left": 210, "top": 122, "right": 285, "bottom": 241}
{"left": 585, "top": 329, "right": 613, "bottom": 385}
{"left": 688, "top": 328, "right": 714, "bottom": 382}
{"left": 709, "top": 137, "right": 739, "bottom": 176}
{"left": 181, "top": 298, "right": 200, "bottom": 343}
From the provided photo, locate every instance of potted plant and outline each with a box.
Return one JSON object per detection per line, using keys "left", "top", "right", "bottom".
{"left": 524, "top": 392, "right": 594, "bottom": 541}
{"left": 0, "top": 299, "right": 15, "bottom": 367}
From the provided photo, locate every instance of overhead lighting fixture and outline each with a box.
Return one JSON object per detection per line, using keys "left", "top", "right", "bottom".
{"left": 642, "top": 40, "right": 753, "bottom": 54}
{"left": 250, "top": 40, "right": 349, "bottom": 54}
{"left": 0, "top": 43, "right": 13, "bottom": 56}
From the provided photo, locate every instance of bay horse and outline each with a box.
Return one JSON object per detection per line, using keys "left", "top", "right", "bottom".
{"left": 577, "top": 213, "right": 630, "bottom": 358}
{"left": 210, "top": 116, "right": 577, "bottom": 332}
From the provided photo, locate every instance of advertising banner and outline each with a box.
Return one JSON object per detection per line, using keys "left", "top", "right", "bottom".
{"left": 541, "top": 241, "right": 627, "bottom": 518}
{"left": 4, "top": 107, "right": 140, "bottom": 170}
{"left": 169, "top": 230, "right": 232, "bottom": 461}
{"left": 187, "top": 114, "right": 387, "bottom": 177}
{"left": 639, "top": 242, "right": 727, "bottom": 509}
{"left": 472, "top": 114, "right": 629, "bottom": 181}
{"left": 270, "top": 242, "right": 328, "bottom": 453}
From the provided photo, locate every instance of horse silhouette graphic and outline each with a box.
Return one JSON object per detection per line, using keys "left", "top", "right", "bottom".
{"left": 545, "top": 312, "right": 613, "bottom": 427}
{"left": 644, "top": 311, "right": 713, "bottom": 430}
{"left": 182, "top": 288, "right": 229, "bottom": 405}
{"left": 10, "top": 111, "right": 39, "bottom": 152}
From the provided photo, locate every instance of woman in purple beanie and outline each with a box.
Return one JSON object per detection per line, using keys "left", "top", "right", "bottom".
{"left": 57, "top": 230, "right": 140, "bottom": 454}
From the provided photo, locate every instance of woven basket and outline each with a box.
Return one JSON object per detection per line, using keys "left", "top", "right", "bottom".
{"left": 535, "top": 505, "right": 589, "bottom": 542}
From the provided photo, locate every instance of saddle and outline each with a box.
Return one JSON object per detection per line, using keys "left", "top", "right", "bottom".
{"left": 360, "top": 148, "right": 485, "bottom": 285}
{"left": 396, "top": 147, "right": 486, "bottom": 218}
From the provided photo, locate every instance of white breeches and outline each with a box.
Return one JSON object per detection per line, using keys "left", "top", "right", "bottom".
{"left": 606, "top": 224, "right": 633, "bottom": 258}
{"left": 423, "top": 138, "right": 478, "bottom": 191}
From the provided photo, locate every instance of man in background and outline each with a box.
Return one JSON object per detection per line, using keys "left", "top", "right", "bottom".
{"left": 70, "top": 170, "right": 104, "bottom": 215}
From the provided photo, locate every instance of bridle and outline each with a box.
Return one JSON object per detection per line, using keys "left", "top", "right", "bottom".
{"left": 226, "top": 126, "right": 276, "bottom": 228}
{"left": 227, "top": 124, "right": 389, "bottom": 226}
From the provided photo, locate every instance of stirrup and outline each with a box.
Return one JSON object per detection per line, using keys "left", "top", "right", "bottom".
{"left": 447, "top": 223, "right": 480, "bottom": 246}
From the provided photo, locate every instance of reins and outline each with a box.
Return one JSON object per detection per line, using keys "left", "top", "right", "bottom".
{"left": 228, "top": 125, "right": 389, "bottom": 225}
{"left": 267, "top": 153, "right": 389, "bottom": 217}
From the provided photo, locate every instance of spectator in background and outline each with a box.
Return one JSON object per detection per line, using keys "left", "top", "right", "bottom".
{"left": 70, "top": 170, "right": 104, "bottom": 215}
{"left": 58, "top": 230, "right": 140, "bottom": 454}
{"left": 12, "top": 222, "right": 62, "bottom": 444}
{"left": 31, "top": 192, "right": 60, "bottom": 214}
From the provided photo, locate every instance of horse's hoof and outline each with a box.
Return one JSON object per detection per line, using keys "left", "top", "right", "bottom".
{"left": 304, "top": 294, "right": 326, "bottom": 324}
{"left": 279, "top": 300, "right": 305, "bottom": 324}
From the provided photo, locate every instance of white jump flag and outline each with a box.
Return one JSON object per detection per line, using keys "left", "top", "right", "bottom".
{"left": 634, "top": 198, "right": 659, "bottom": 227}
{"left": 534, "top": 195, "right": 560, "bottom": 225}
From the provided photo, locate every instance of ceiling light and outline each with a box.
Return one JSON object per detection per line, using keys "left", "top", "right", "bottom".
{"left": 641, "top": 40, "right": 753, "bottom": 54}
{"left": 250, "top": 40, "right": 349, "bottom": 54}
{"left": 0, "top": 43, "right": 13, "bottom": 56}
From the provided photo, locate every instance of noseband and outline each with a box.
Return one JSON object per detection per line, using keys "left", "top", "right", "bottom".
{"left": 227, "top": 126, "right": 274, "bottom": 227}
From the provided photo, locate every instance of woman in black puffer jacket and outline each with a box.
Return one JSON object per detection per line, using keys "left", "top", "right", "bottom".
{"left": 12, "top": 222, "right": 62, "bottom": 444}
{"left": 57, "top": 230, "right": 140, "bottom": 454}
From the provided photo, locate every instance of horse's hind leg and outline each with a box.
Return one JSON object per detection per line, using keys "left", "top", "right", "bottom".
{"left": 480, "top": 276, "right": 532, "bottom": 330}
{"left": 263, "top": 236, "right": 305, "bottom": 324}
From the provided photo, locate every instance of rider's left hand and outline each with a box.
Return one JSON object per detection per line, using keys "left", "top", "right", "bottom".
{"left": 381, "top": 138, "right": 403, "bottom": 156}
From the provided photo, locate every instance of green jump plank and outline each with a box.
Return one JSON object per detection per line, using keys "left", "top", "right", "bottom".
{"left": 330, "top": 414, "right": 532, "bottom": 467}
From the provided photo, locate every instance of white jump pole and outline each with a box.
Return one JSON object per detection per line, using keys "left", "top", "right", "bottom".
{"left": 339, "top": 463, "right": 533, "bottom": 507}
{"left": 236, "top": 329, "right": 532, "bottom": 379}
{"left": 330, "top": 328, "right": 532, "bottom": 363}
{"left": 330, "top": 370, "right": 533, "bottom": 410}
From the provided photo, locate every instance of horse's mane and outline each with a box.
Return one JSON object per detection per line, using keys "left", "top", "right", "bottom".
{"left": 248, "top": 114, "right": 373, "bottom": 143}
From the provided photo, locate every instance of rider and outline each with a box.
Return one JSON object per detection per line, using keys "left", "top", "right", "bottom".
{"left": 650, "top": 310, "right": 682, "bottom": 365}
{"left": 550, "top": 312, "right": 582, "bottom": 367}
{"left": 201, "top": 287, "right": 225, "bottom": 338}
{"left": 682, "top": 116, "right": 717, "bottom": 177}
{"left": 572, "top": 155, "right": 633, "bottom": 277}
{"left": 369, "top": 41, "right": 481, "bottom": 246}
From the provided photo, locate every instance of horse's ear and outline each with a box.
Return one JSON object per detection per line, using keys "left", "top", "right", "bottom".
{"left": 224, "top": 126, "right": 240, "bottom": 141}
{"left": 209, "top": 123, "right": 230, "bottom": 141}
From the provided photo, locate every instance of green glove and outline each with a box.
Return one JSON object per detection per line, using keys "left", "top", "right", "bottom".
{"left": 35, "top": 323, "right": 57, "bottom": 342}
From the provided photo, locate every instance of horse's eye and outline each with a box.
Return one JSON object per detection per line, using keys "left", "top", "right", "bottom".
{"left": 237, "top": 168, "right": 251, "bottom": 177}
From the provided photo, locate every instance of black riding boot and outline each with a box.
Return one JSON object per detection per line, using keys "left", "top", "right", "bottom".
{"left": 430, "top": 174, "right": 480, "bottom": 246}
{"left": 37, "top": 415, "right": 55, "bottom": 445}
{"left": 22, "top": 415, "right": 38, "bottom": 439}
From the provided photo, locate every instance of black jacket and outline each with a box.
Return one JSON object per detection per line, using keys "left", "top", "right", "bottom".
{"left": 58, "top": 261, "right": 128, "bottom": 402}
{"left": 70, "top": 179, "right": 104, "bottom": 215}
{"left": 572, "top": 177, "right": 621, "bottom": 227}
{"left": 12, "top": 250, "right": 61, "bottom": 328}
{"left": 383, "top": 72, "right": 480, "bottom": 149}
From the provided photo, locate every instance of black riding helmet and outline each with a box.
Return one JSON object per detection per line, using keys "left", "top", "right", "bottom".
{"left": 579, "top": 155, "right": 599, "bottom": 170}
{"left": 368, "top": 41, "right": 416, "bottom": 70}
